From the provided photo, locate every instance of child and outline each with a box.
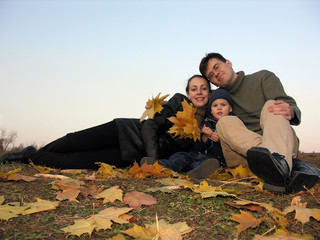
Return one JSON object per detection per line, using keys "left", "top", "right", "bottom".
{"left": 141, "top": 88, "right": 233, "bottom": 179}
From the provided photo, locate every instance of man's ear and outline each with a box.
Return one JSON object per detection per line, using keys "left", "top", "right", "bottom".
{"left": 226, "top": 60, "right": 232, "bottom": 67}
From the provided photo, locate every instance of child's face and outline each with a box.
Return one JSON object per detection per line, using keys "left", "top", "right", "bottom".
{"left": 210, "top": 99, "right": 232, "bottom": 119}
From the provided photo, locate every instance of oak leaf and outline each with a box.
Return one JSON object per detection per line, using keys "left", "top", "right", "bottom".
{"left": 230, "top": 210, "right": 264, "bottom": 235}
{"left": 168, "top": 99, "right": 200, "bottom": 141}
{"left": 95, "top": 186, "right": 123, "bottom": 204}
{"left": 140, "top": 92, "right": 169, "bottom": 122}
{"left": 123, "top": 191, "right": 157, "bottom": 210}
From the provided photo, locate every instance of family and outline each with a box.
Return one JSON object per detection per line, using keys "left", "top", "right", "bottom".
{"left": 1, "top": 52, "right": 319, "bottom": 193}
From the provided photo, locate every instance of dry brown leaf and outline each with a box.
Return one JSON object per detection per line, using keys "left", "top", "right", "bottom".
{"left": 55, "top": 180, "right": 81, "bottom": 202}
{"left": 29, "top": 160, "right": 56, "bottom": 173}
{"left": 6, "top": 173, "right": 36, "bottom": 182}
{"left": 168, "top": 99, "right": 200, "bottom": 141}
{"left": 123, "top": 191, "right": 157, "bottom": 210}
{"left": 231, "top": 210, "right": 264, "bottom": 235}
{"left": 291, "top": 196, "right": 307, "bottom": 207}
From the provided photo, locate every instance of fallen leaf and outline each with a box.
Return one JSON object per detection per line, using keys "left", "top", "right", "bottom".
{"left": 23, "top": 198, "right": 59, "bottom": 215}
{"left": 291, "top": 196, "right": 307, "bottom": 207}
{"left": 168, "top": 99, "right": 200, "bottom": 141}
{"left": 6, "top": 173, "right": 36, "bottom": 182}
{"left": 34, "top": 173, "right": 71, "bottom": 180}
{"left": 55, "top": 180, "right": 81, "bottom": 202}
{"left": 0, "top": 202, "right": 28, "bottom": 220}
{"left": 283, "top": 205, "right": 320, "bottom": 224}
{"left": 90, "top": 207, "right": 133, "bottom": 230}
{"left": 123, "top": 191, "right": 157, "bottom": 210}
{"left": 140, "top": 92, "right": 169, "bottom": 122}
{"left": 29, "top": 161, "right": 56, "bottom": 173}
{"left": 0, "top": 168, "right": 21, "bottom": 180}
{"left": 253, "top": 228, "right": 314, "bottom": 240}
{"left": 62, "top": 207, "right": 133, "bottom": 237}
{"left": 95, "top": 186, "right": 123, "bottom": 204}
{"left": 108, "top": 234, "right": 127, "bottom": 240}
{"left": 230, "top": 210, "right": 264, "bottom": 235}
{"left": 61, "top": 218, "right": 96, "bottom": 237}
{"left": 122, "top": 223, "right": 157, "bottom": 240}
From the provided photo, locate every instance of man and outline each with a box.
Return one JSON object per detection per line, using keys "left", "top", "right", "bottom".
{"left": 199, "top": 52, "right": 319, "bottom": 193}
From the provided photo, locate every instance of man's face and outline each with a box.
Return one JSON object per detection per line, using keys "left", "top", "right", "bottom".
{"left": 205, "top": 58, "right": 237, "bottom": 87}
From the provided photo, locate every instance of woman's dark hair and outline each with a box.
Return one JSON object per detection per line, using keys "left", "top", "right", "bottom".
{"left": 185, "top": 74, "right": 211, "bottom": 93}
{"left": 199, "top": 53, "right": 227, "bottom": 77}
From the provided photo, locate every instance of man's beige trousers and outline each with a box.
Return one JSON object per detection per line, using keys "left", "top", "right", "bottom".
{"left": 216, "top": 100, "right": 298, "bottom": 170}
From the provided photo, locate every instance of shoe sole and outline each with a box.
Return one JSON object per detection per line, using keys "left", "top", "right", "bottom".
{"left": 247, "top": 149, "right": 286, "bottom": 193}
{"left": 187, "top": 158, "right": 220, "bottom": 179}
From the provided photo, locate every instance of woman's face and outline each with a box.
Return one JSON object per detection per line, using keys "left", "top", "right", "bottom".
{"left": 187, "top": 77, "right": 210, "bottom": 108}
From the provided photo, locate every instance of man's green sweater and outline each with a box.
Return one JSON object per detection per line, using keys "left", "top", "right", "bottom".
{"left": 222, "top": 70, "right": 301, "bottom": 135}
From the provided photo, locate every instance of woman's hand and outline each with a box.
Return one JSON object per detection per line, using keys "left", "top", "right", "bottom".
{"left": 268, "top": 100, "right": 294, "bottom": 121}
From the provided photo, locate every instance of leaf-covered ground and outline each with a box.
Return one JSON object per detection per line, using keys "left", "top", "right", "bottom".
{"left": 0, "top": 153, "right": 319, "bottom": 239}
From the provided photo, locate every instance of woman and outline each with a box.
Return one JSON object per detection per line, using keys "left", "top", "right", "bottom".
{"left": 0, "top": 75, "right": 211, "bottom": 169}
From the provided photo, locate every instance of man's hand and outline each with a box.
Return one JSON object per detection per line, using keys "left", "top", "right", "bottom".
{"left": 268, "top": 100, "right": 294, "bottom": 121}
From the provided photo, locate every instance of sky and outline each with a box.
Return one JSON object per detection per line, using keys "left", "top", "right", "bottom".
{"left": 0, "top": 0, "right": 319, "bottom": 153}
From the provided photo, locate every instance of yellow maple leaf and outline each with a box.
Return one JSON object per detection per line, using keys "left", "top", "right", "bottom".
{"left": 122, "top": 223, "right": 157, "bottom": 239}
{"left": 0, "top": 201, "right": 28, "bottom": 220}
{"left": 128, "top": 161, "right": 168, "bottom": 179}
{"left": 283, "top": 205, "right": 320, "bottom": 225}
{"left": 61, "top": 218, "right": 96, "bottom": 237}
{"left": 62, "top": 207, "right": 133, "bottom": 237}
{"left": 23, "top": 198, "right": 59, "bottom": 215}
{"left": 168, "top": 99, "right": 200, "bottom": 141}
{"left": 231, "top": 210, "right": 264, "bottom": 235}
{"left": 95, "top": 186, "right": 123, "bottom": 204}
{"left": 140, "top": 93, "right": 169, "bottom": 122}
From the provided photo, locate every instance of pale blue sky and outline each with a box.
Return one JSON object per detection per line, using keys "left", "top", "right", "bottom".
{"left": 0, "top": 0, "right": 319, "bottom": 152}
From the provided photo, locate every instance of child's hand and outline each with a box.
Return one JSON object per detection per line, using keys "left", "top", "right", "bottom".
{"left": 201, "top": 125, "right": 213, "bottom": 135}
{"left": 208, "top": 132, "right": 219, "bottom": 142}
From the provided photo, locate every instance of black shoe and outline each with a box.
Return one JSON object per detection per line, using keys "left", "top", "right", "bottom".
{"left": 247, "top": 147, "right": 290, "bottom": 193}
{"left": 140, "top": 157, "right": 157, "bottom": 166}
{"left": 288, "top": 158, "right": 320, "bottom": 193}
{"left": 0, "top": 146, "right": 37, "bottom": 163}
{"left": 187, "top": 158, "right": 220, "bottom": 179}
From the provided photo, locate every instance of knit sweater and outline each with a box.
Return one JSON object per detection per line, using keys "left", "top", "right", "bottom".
{"left": 222, "top": 70, "right": 301, "bottom": 135}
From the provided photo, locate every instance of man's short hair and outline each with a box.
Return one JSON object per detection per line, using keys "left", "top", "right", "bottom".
{"left": 199, "top": 53, "right": 227, "bottom": 77}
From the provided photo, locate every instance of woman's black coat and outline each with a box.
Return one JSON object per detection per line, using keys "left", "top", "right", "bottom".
{"left": 115, "top": 93, "right": 195, "bottom": 162}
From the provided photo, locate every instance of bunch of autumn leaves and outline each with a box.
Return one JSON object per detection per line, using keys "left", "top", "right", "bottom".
{"left": 140, "top": 93, "right": 200, "bottom": 141}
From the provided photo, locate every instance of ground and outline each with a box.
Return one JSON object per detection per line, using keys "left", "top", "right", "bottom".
{"left": 0, "top": 153, "right": 319, "bottom": 240}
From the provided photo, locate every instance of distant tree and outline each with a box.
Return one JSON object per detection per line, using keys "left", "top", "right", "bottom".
{"left": 0, "top": 128, "right": 18, "bottom": 152}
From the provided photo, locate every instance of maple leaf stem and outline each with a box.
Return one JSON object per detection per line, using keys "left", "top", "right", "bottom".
{"left": 304, "top": 185, "right": 320, "bottom": 205}
{"left": 255, "top": 225, "right": 276, "bottom": 240}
